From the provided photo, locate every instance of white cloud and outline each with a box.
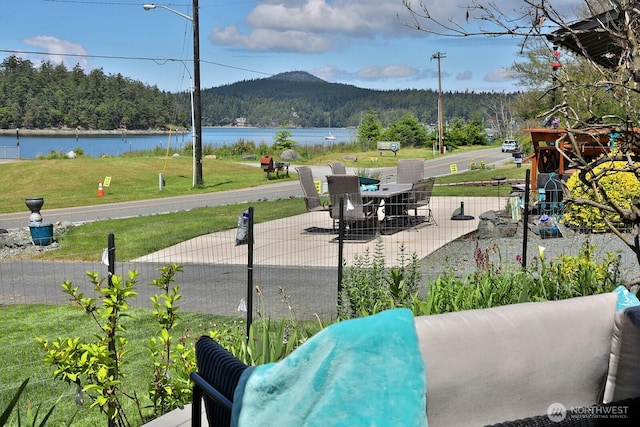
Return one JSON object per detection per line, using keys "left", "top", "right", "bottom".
{"left": 311, "top": 64, "right": 420, "bottom": 84}
{"left": 311, "top": 65, "right": 352, "bottom": 81}
{"left": 22, "top": 36, "right": 90, "bottom": 69}
{"left": 483, "top": 67, "right": 517, "bottom": 82}
{"left": 357, "top": 65, "right": 419, "bottom": 80}
{"left": 212, "top": 26, "right": 331, "bottom": 53}
{"left": 456, "top": 70, "right": 473, "bottom": 81}
{"left": 211, "top": 0, "right": 413, "bottom": 53}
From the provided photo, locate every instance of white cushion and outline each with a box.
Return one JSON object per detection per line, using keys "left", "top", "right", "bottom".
{"left": 414, "top": 293, "right": 618, "bottom": 426}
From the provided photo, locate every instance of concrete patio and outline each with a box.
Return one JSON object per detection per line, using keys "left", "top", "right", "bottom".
{"left": 135, "top": 196, "right": 501, "bottom": 268}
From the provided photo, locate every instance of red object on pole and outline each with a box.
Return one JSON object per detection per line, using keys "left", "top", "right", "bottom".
{"left": 98, "top": 181, "right": 104, "bottom": 197}
{"left": 552, "top": 46, "right": 562, "bottom": 70}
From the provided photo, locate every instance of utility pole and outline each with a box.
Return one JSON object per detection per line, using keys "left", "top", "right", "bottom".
{"left": 431, "top": 51, "right": 446, "bottom": 154}
{"left": 193, "top": 0, "right": 203, "bottom": 186}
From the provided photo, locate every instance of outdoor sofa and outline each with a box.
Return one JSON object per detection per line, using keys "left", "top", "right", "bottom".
{"left": 191, "top": 290, "right": 640, "bottom": 426}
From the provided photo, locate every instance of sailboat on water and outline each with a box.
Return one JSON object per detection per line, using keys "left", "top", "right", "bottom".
{"left": 325, "top": 115, "right": 336, "bottom": 141}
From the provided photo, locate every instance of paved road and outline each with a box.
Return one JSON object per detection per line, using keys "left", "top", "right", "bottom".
{"left": 0, "top": 147, "right": 509, "bottom": 229}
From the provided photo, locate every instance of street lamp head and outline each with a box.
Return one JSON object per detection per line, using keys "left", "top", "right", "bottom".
{"left": 142, "top": 3, "right": 193, "bottom": 21}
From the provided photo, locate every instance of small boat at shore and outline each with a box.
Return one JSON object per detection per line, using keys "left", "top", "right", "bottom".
{"left": 325, "top": 115, "right": 336, "bottom": 141}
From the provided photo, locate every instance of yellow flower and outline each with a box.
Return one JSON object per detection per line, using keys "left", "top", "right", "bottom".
{"left": 538, "top": 246, "right": 546, "bottom": 260}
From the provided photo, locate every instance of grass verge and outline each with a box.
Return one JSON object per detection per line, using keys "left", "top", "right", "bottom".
{"left": 43, "top": 199, "right": 307, "bottom": 261}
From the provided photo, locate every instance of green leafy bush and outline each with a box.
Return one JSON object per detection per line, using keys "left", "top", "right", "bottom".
{"left": 337, "top": 240, "right": 421, "bottom": 319}
{"left": 563, "top": 159, "right": 640, "bottom": 230}
{"left": 38, "top": 265, "right": 197, "bottom": 426}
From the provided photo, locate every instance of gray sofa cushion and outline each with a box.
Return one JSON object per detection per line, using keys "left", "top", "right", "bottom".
{"left": 414, "top": 293, "right": 618, "bottom": 427}
{"left": 604, "top": 305, "right": 640, "bottom": 402}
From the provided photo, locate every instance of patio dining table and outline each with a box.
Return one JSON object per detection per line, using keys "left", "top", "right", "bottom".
{"left": 362, "top": 183, "right": 413, "bottom": 233}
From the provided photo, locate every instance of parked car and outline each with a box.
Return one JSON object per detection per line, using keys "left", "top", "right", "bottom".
{"left": 501, "top": 139, "right": 521, "bottom": 152}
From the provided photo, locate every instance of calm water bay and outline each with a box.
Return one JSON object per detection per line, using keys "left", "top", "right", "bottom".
{"left": 0, "top": 127, "right": 356, "bottom": 159}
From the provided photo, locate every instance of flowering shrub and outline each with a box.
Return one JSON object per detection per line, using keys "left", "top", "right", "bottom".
{"left": 470, "top": 159, "right": 492, "bottom": 170}
{"left": 563, "top": 159, "right": 640, "bottom": 231}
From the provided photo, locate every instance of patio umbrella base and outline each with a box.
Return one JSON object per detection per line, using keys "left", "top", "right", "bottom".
{"left": 451, "top": 202, "right": 475, "bottom": 221}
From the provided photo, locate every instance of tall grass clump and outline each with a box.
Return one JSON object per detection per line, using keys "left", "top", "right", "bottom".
{"left": 208, "top": 286, "right": 324, "bottom": 366}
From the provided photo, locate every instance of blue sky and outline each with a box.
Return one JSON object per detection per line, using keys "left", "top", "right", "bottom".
{"left": 1, "top": 0, "right": 581, "bottom": 94}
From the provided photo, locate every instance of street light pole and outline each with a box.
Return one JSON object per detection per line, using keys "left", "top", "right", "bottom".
{"left": 143, "top": 1, "right": 203, "bottom": 186}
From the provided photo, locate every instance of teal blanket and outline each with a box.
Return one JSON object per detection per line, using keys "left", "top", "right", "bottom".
{"left": 231, "top": 308, "right": 427, "bottom": 426}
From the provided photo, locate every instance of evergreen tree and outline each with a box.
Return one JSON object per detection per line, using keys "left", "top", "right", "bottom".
{"left": 381, "top": 114, "right": 428, "bottom": 148}
{"left": 358, "top": 110, "right": 383, "bottom": 149}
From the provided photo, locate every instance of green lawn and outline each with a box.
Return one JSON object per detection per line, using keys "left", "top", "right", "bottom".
{"left": 1, "top": 304, "right": 229, "bottom": 427}
{"left": 0, "top": 156, "right": 275, "bottom": 213}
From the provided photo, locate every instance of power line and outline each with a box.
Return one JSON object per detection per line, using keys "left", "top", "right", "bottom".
{"left": 0, "top": 48, "right": 273, "bottom": 77}
{"left": 43, "top": 0, "right": 252, "bottom": 9}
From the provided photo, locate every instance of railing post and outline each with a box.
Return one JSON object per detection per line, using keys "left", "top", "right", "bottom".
{"left": 246, "top": 207, "right": 254, "bottom": 339}
{"left": 106, "top": 233, "right": 116, "bottom": 427}
{"left": 522, "top": 170, "right": 530, "bottom": 270}
{"left": 337, "top": 197, "right": 345, "bottom": 306}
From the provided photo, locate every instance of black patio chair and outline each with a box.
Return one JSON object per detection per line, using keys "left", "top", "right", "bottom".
{"left": 191, "top": 336, "right": 248, "bottom": 427}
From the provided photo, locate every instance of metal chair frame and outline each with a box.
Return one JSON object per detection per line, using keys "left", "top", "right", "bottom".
{"left": 326, "top": 174, "right": 377, "bottom": 235}
{"left": 407, "top": 177, "right": 437, "bottom": 226}
{"left": 328, "top": 162, "right": 347, "bottom": 175}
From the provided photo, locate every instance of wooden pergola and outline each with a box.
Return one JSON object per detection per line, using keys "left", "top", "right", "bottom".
{"left": 524, "top": 128, "right": 623, "bottom": 190}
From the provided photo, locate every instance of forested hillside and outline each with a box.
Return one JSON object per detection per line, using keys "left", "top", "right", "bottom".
{"left": 0, "top": 57, "right": 517, "bottom": 131}
{"left": 201, "top": 71, "right": 517, "bottom": 128}
{"left": 0, "top": 55, "right": 189, "bottom": 130}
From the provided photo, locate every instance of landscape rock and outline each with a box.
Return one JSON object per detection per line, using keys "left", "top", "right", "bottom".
{"left": 280, "top": 149, "right": 301, "bottom": 161}
{"left": 477, "top": 210, "right": 519, "bottom": 239}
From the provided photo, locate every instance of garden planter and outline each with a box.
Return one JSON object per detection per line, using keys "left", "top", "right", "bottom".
{"left": 30, "top": 223, "right": 53, "bottom": 246}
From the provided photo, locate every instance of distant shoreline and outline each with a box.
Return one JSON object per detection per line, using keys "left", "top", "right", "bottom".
{"left": 0, "top": 128, "right": 177, "bottom": 136}
{"left": 0, "top": 126, "right": 269, "bottom": 137}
